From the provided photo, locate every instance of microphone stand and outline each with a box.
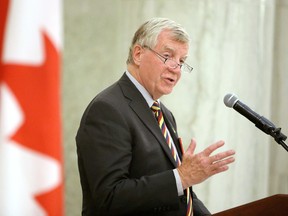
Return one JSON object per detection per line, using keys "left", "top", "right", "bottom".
{"left": 270, "top": 127, "right": 288, "bottom": 152}
{"left": 255, "top": 117, "right": 288, "bottom": 152}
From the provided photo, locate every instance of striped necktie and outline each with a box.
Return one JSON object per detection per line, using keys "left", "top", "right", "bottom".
{"left": 151, "top": 101, "right": 193, "bottom": 216}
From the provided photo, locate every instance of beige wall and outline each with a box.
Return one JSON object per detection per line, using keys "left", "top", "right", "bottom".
{"left": 63, "top": 0, "right": 288, "bottom": 215}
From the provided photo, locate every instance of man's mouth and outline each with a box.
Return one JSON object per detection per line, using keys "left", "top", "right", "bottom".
{"left": 165, "top": 77, "right": 175, "bottom": 83}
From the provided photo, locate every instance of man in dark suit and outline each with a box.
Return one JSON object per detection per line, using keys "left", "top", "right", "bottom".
{"left": 76, "top": 18, "right": 235, "bottom": 216}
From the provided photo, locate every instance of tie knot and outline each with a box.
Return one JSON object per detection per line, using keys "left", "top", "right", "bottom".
{"left": 151, "top": 101, "right": 160, "bottom": 112}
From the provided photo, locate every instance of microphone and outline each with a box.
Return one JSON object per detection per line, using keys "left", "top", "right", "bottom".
{"left": 223, "top": 93, "right": 275, "bottom": 134}
{"left": 223, "top": 93, "right": 288, "bottom": 151}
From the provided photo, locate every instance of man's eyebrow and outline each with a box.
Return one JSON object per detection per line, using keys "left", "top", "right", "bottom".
{"left": 162, "top": 46, "right": 174, "bottom": 52}
{"left": 162, "top": 46, "right": 188, "bottom": 61}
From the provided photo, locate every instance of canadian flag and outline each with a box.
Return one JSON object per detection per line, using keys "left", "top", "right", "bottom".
{"left": 0, "top": 0, "right": 64, "bottom": 215}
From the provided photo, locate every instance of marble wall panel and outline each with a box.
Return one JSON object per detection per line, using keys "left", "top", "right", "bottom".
{"left": 64, "top": 0, "right": 288, "bottom": 215}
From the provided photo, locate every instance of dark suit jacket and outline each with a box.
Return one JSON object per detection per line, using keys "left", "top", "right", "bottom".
{"left": 76, "top": 73, "right": 211, "bottom": 216}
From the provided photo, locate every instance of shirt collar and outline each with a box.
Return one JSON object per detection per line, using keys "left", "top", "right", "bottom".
{"left": 125, "top": 71, "right": 160, "bottom": 108}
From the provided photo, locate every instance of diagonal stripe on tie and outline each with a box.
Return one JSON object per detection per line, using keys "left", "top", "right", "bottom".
{"left": 151, "top": 101, "right": 180, "bottom": 164}
{"left": 151, "top": 101, "right": 193, "bottom": 216}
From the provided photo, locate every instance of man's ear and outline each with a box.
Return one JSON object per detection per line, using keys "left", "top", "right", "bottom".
{"left": 132, "top": 45, "right": 143, "bottom": 66}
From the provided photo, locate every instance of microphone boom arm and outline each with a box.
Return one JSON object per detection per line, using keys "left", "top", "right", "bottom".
{"left": 238, "top": 104, "right": 288, "bottom": 152}
{"left": 224, "top": 93, "right": 288, "bottom": 152}
{"left": 270, "top": 127, "right": 288, "bottom": 151}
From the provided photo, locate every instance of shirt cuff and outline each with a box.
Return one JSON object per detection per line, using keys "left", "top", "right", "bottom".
{"left": 173, "top": 169, "right": 184, "bottom": 196}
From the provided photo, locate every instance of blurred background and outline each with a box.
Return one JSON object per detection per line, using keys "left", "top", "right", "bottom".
{"left": 1, "top": 0, "right": 287, "bottom": 215}
{"left": 64, "top": 0, "right": 288, "bottom": 215}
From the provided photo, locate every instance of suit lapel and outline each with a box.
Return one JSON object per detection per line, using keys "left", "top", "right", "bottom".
{"left": 118, "top": 74, "right": 178, "bottom": 167}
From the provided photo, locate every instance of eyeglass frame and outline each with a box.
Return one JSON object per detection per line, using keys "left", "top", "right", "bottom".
{"left": 143, "top": 45, "right": 193, "bottom": 73}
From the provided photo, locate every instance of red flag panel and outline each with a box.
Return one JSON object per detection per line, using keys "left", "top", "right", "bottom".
{"left": 0, "top": 0, "right": 64, "bottom": 215}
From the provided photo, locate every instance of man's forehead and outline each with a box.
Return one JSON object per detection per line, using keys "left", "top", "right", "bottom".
{"left": 160, "top": 44, "right": 189, "bottom": 58}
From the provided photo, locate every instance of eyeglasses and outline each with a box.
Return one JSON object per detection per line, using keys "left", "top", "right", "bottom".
{"left": 143, "top": 46, "right": 193, "bottom": 73}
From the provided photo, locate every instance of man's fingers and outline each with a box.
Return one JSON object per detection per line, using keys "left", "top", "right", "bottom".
{"left": 202, "top": 140, "right": 225, "bottom": 156}
{"left": 210, "top": 149, "right": 236, "bottom": 163}
{"left": 179, "top": 138, "right": 236, "bottom": 187}
{"left": 212, "top": 156, "right": 235, "bottom": 167}
{"left": 185, "top": 138, "right": 197, "bottom": 155}
{"left": 210, "top": 156, "right": 235, "bottom": 174}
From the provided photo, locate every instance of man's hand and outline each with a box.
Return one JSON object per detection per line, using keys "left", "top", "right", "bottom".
{"left": 177, "top": 138, "right": 235, "bottom": 189}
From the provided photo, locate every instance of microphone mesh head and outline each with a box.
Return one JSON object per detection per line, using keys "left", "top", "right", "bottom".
{"left": 223, "top": 93, "right": 239, "bottom": 108}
